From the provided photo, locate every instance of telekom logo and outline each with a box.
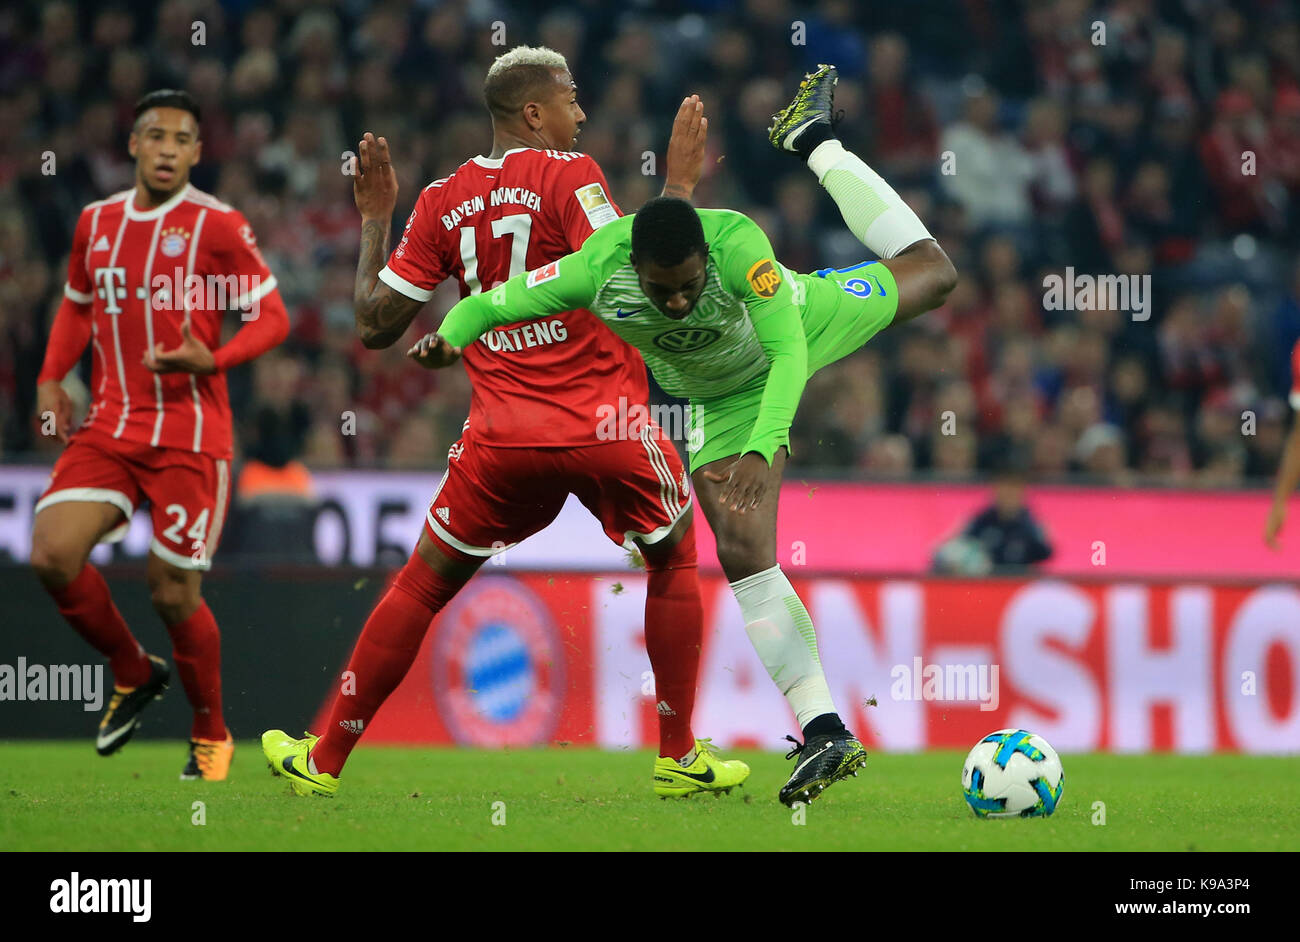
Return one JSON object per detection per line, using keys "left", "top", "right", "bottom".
{"left": 94, "top": 267, "right": 127, "bottom": 314}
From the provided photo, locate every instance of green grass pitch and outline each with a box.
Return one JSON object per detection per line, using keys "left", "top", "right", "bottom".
{"left": 2, "top": 741, "right": 1297, "bottom": 851}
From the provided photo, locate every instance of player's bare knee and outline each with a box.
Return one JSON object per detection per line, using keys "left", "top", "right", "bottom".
{"left": 147, "top": 570, "right": 200, "bottom": 624}
{"left": 150, "top": 585, "right": 199, "bottom": 625}
{"left": 714, "top": 535, "right": 771, "bottom": 581}
{"left": 29, "top": 536, "right": 85, "bottom": 588}
{"left": 897, "top": 241, "right": 958, "bottom": 318}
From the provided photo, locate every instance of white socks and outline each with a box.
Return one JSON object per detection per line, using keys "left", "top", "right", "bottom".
{"left": 730, "top": 565, "right": 836, "bottom": 728}
{"left": 807, "top": 139, "right": 934, "bottom": 259}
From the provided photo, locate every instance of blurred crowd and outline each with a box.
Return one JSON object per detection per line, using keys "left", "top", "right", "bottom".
{"left": 4, "top": 0, "right": 1300, "bottom": 488}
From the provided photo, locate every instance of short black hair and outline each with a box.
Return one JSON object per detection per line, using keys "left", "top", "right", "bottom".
{"left": 631, "top": 197, "right": 706, "bottom": 267}
{"left": 133, "top": 89, "right": 201, "bottom": 129}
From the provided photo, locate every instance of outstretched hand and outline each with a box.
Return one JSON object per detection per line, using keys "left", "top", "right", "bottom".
{"left": 354, "top": 132, "right": 399, "bottom": 221}
{"left": 663, "top": 95, "right": 708, "bottom": 199}
{"left": 406, "top": 331, "right": 463, "bottom": 369}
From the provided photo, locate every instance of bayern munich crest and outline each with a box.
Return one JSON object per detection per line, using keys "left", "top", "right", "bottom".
{"left": 160, "top": 226, "right": 190, "bottom": 257}
{"left": 432, "top": 576, "right": 564, "bottom": 746}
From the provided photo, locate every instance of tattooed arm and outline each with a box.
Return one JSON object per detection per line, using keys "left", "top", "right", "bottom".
{"left": 353, "top": 133, "right": 424, "bottom": 349}
{"left": 355, "top": 217, "right": 422, "bottom": 349}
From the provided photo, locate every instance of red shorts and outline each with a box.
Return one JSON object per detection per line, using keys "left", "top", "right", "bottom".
{"left": 35, "top": 428, "right": 232, "bottom": 571}
{"left": 425, "top": 422, "right": 691, "bottom": 557}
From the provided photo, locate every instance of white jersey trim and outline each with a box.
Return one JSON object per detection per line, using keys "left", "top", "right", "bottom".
{"left": 185, "top": 209, "right": 209, "bottom": 452}
{"left": 470, "top": 147, "right": 529, "bottom": 170}
{"left": 379, "top": 265, "right": 434, "bottom": 302}
{"left": 201, "top": 459, "right": 230, "bottom": 559}
{"left": 64, "top": 283, "right": 93, "bottom": 304}
{"left": 107, "top": 211, "right": 132, "bottom": 438}
{"left": 424, "top": 468, "right": 516, "bottom": 556}
{"left": 123, "top": 183, "right": 192, "bottom": 222}
{"left": 621, "top": 495, "right": 693, "bottom": 549}
{"left": 142, "top": 215, "right": 166, "bottom": 447}
{"left": 638, "top": 425, "right": 691, "bottom": 543}
{"left": 87, "top": 190, "right": 132, "bottom": 211}
{"left": 34, "top": 488, "right": 134, "bottom": 544}
{"left": 149, "top": 537, "right": 212, "bottom": 571}
{"left": 234, "top": 273, "right": 277, "bottom": 309}
{"left": 183, "top": 189, "right": 236, "bottom": 214}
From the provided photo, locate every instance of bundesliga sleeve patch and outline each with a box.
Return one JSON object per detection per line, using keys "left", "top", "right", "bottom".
{"left": 746, "top": 259, "right": 782, "bottom": 298}
{"left": 526, "top": 260, "right": 561, "bottom": 287}
{"left": 574, "top": 183, "right": 618, "bottom": 229}
{"left": 237, "top": 222, "right": 268, "bottom": 268}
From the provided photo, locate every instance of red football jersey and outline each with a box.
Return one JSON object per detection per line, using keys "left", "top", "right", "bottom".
{"left": 379, "top": 147, "right": 649, "bottom": 446}
{"left": 60, "top": 184, "right": 277, "bottom": 459}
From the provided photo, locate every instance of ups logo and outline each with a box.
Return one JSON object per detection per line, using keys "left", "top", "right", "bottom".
{"left": 653, "top": 326, "right": 721, "bottom": 353}
{"left": 746, "top": 259, "right": 781, "bottom": 298}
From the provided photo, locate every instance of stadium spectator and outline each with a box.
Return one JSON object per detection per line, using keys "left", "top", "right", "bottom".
{"left": 863, "top": 33, "right": 938, "bottom": 185}
{"left": 939, "top": 86, "right": 1036, "bottom": 231}
{"left": 2, "top": 0, "right": 1300, "bottom": 497}
{"left": 932, "top": 462, "right": 1053, "bottom": 574}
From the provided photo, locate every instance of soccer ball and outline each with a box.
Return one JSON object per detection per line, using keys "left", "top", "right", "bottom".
{"left": 961, "top": 728, "right": 1064, "bottom": 818}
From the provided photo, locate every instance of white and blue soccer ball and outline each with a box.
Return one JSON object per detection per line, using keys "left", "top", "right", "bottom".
{"left": 961, "top": 729, "right": 1064, "bottom": 818}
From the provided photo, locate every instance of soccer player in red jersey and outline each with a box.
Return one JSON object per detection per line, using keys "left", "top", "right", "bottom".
{"left": 262, "top": 47, "right": 749, "bottom": 798}
{"left": 30, "top": 90, "right": 290, "bottom": 780}
{"left": 1265, "top": 338, "right": 1300, "bottom": 548}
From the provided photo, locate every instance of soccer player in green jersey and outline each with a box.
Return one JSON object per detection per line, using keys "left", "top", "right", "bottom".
{"left": 410, "top": 65, "right": 956, "bottom": 805}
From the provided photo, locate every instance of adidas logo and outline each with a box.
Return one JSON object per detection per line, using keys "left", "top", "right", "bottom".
{"left": 92, "top": 235, "right": 110, "bottom": 252}
{"left": 434, "top": 506, "right": 450, "bottom": 524}
{"left": 656, "top": 700, "right": 676, "bottom": 717}
{"left": 338, "top": 719, "right": 364, "bottom": 734}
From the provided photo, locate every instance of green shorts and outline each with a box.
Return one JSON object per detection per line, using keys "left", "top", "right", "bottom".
{"left": 686, "top": 262, "right": 898, "bottom": 470}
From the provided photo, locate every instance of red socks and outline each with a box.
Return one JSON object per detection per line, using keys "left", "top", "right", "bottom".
{"left": 644, "top": 524, "right": 703, "bottom": 760}
{"left": 49, "top": 564, "right": 224, "bottom": 739}
{"left": 166, "top": 602, "right": 225, "bottom": 741}
{"left": 310, "top": 551, "right": 467, "bottom": 776}
{"left": 48, "top": 564, "right": 151, "bottom": 689}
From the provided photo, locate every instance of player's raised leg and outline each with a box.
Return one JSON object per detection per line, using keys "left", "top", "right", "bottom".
{"left": 771, "top": 64, "right": 956, "bottom": 326}
{"left": 692, "top": 445, "right": 866, "bottom": 805}
{"left": 30, "top": 489, "right": 169, "bottom": 757}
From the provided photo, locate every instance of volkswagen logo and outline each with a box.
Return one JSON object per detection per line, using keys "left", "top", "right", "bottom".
{"left": 653, "top": 326, "right": 720, "bottom": 353}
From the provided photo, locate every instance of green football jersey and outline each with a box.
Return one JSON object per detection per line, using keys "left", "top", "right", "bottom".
{"left": 438, "top": 209, "right": 814, "bottom": 464}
